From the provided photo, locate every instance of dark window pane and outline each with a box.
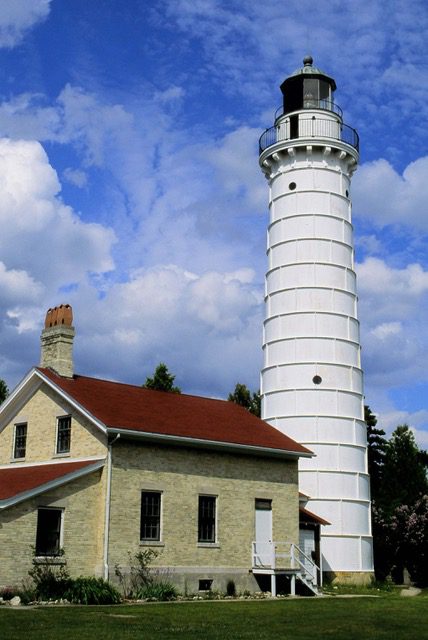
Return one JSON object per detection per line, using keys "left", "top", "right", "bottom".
{"left": 255, "top": 499, "right": 272, "bottom": 511}
{"left": 35, "top": 508, "right": 62, "bottom": 556}
{"left": 140, "top": 492, "right": 161, "bottom": 541}
{"left": 14, "top": 423, "right": 27, "bottom": 458}
{"left": 57, "top": 416, "right": 71, "bottom": 454}
{"left": 198, "top": 496, "right": 216, "bottom": 543}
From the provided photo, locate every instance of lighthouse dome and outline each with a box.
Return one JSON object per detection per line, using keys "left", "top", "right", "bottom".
{"left": 280, "top": 56, "right": 337, "bottom": 115}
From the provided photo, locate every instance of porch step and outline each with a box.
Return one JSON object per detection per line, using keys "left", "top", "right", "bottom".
{"left": 296, "top": 571, "right": 319, "bottom": 596}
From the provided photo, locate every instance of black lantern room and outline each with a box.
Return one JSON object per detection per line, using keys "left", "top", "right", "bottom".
{"left": 280, "top": 56, "right": 337, "bottom": 115}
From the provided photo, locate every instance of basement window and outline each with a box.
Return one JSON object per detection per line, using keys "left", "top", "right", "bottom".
{"left": 56, "top": 416, "right": 71, "bottom": 454}
{"left": 198, "top": 579, "right": 213, "bottom": 591}
{"left": 35, "top": 508, "right": 63, "bottom": 556}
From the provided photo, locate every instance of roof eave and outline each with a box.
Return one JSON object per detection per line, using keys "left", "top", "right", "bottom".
{"left": 34, "top": 369, "right": 108, "bottom": 435}
{"left": 0, "top": 458, "right": 105, "bottom": 510}
{"left": 107, "top": 427, "right": 313, "bottom": 459}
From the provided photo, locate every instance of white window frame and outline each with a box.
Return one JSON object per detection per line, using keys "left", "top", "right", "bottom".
{"left": 35, "top": 507, "right": 64, "bottom": 558}
{"left": 55, "top": 415, "right": 71, "bottom": 455}
{"left": 197, "top": 494, "right": 218, "bottom": 545}
{"left": 12, "top": 422, "right": 27, "bottom": 460}
{"left": 140, "top": 490, "right": 163, "bottom": 544}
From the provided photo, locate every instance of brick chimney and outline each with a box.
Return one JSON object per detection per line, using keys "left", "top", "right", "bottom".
{"left": 40, "top": 304, "right": 75, "bottom": 378}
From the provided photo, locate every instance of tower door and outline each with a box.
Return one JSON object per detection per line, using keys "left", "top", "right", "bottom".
{"left": 299, "top": 528, "right": 316, "bottom": 575}
{"left": 254, "top": 499, "right": 272, "bottom": 566}
{"left": 290, "top": 114, "right": 299, "bottom": 139}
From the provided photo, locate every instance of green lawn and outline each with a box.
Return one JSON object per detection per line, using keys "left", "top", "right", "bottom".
{"left": 1, "top": 595, "right": 427, "bottom": 640}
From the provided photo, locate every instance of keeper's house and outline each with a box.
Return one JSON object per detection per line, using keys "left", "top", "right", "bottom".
{"left": 0, "top": 305, "right": 323, "bottom": 595}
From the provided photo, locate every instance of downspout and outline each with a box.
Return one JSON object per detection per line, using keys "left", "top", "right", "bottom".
{"left": 103, "top": 433, "right": 120, "bottom": 580}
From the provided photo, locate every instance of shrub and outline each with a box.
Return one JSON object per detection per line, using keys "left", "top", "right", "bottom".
{"left": 0, "top": 586, "right": 18, "bottom": 600}
{"left": 136, "top": 582, "right": 178, "bottom": 601}
{"left": 115, "top": 549, "right": 158, "bottom": 598}
{"left": 64, "top": 577, "right": 122, "bottom": 605}
{"left": 28, "top": 553, "right": 72, "bottom": 600}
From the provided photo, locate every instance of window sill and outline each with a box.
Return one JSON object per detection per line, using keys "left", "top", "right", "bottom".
{"left": 10, "top": 457, "right": 26, "bottom": 463}
{"left": 33, "top": 556, "right": 67, "bottom": 565}
{"left": 53, "top": 452, "right": 71, "bottom": 459}
{"left": 197, "top": 543, "right": 220, "bottom": 548}
{"left": 139, "top": 541, "right": 165, "bottom": 547}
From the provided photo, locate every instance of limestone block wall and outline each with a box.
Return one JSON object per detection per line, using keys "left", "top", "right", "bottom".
{"left": 107, "top": 440, "right": 299, "bottom": 590}
{"left": 0, "top": 468, "right": 106, "bottom": 587}
{"left": 0, "top": 383, "right": 107, "bottom": 464}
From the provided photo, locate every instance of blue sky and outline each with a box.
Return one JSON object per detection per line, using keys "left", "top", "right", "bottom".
{"left": 0, "top": 0, "right": 428, "bottom": 446}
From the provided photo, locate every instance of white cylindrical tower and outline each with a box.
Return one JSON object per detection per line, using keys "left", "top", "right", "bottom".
{"left": 259, "top": 57, "right": 373, "bottom": 581}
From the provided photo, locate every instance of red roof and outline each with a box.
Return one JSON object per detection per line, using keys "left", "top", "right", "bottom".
{"left": 299, "top": 506, "right": 330, "bottom": 526}
{"left": 0, "top": 459, "right": 103, "bottom": 504}
{"left": 37, "top": 368, "right": 311, "bottom": 457}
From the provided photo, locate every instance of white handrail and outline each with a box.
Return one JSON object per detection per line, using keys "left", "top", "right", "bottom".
{"left": 291, "top": 543, "right": 321, "bottom": 584}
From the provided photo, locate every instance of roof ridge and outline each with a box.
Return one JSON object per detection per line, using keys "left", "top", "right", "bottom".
{"left": 37, "top": 367, "right": 235, "bottom": 405}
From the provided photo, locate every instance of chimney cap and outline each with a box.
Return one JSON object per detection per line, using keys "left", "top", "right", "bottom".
{"left": 44, "top": 304, "right": 73, "bottom": 329}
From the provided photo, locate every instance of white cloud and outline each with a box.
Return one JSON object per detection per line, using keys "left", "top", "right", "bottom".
{"left": 0, "top": 138, "right": 115, "bottom": 331}
{"left": 0, "top": 0, "right": 51, "bottom": 48}
{"left": 370, "top": 322, "right": 402, "bottom": 340}
{"left": 63, "top": 168, "right": 88, "bottom": 188}
{"left": 375, "top": 408, "right": 428, "bottom": 448}
{"left": 353, "top": 156, "right": 428, "bottom": 231}
{"left": 69, "top": 264, "right": 263, "bottom": 397}
{"left": 358, "top": 258, "right": 428, "bottom": 306}
{"left": 154, "top": 85, "right": 185, "bottom": 104}
{"left": 357, "top": 257, "right": 428, "bottom": 392}
{"left": 0, "top": 261, "right": 44, "bottom": 305}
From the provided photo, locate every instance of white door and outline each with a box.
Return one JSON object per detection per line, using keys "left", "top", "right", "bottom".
{"left": 299, "top": 529, "right": 316, "bottom": 576}
{"left": 254, "top": 499, "right": 272, "bottom": 567}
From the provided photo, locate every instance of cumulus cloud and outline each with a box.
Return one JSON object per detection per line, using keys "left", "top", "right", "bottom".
{"left": 353, "top": 157, "right": 428, "bottom": 231}
{"left": 70, "top": 265, "right": 263, "bottom": 397}
{"left": 0, "top": 137, "right": 115, "bottom": 350}
{"left": 373, "top": 408, "right": 428, "bottom": 449}
{"left": 0, "top": 0, "right": 51, "bottom": 48}
{"left": 356, "top": 257, "right": 428, "bottom": 396}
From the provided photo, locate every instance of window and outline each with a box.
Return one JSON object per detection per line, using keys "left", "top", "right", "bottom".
{"left": 13, "top": 423, "right": 27, "bottom": 459}
{"left": 35, "top": 508, "right": 63, "bottom": 556}
{"left": 140, "top": 491, "right": 161, "bottom": 541}
{"left": 198, "top": 579, "right": 213, "bottom": 591}
{"left": 56, "top": 416, "right": 71, "bottom": 454}
{"left": 198, "top": 495, "right": 216, "bottom": 543}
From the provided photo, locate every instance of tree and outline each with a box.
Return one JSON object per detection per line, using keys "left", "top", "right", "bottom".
{"left": 143, "top": 363, "right": 181, "bottom": 393}
{"left": 228, "top": 383, "right": 261, "bottom": 417}
{"left": 365, "top": 405, "right": 387, "bottom": 502}
{"left": 378, "top": 425, "right": 428, "bottom": 516}
{"left": 0, "top": 379, "right": 9, "bottom": 405}
{"left": 389, "top": 495, "right": 428, "bottom": 586}
{"left": 370, "top": 424, "right": 428, "bottom": 583}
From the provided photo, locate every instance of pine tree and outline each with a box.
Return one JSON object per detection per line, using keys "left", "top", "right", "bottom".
{"left": 143, "top": 363, "right": 181, "bottom": 393}
{"left": 365, "top": 405, "right": 387, "bottom": 502}
{"left": 228, "top": 383, "right": 261, "bottom": 417}
{"left": 0, "top": 379, "right": 9, "bottom": 405}
{"left": 379, "top": 425, "right": 428, "bottom": 516}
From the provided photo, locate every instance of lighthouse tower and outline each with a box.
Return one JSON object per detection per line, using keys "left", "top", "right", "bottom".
{"left": 259, "top": 57, "right": 373, "bottom": 581}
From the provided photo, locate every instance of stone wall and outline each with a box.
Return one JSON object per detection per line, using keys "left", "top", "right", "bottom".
{"left": 0, "top": 469, "right": 106, "bottom": 587}
{"left": 0, "top": 383, "right": 107, "bottom": 464}
{"left": 107, "top": 440, "right": 299, "bottom": 593}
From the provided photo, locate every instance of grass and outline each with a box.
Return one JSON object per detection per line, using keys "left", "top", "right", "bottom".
{"left": 1, "top": 594, "right": 427, "bottom": 640}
